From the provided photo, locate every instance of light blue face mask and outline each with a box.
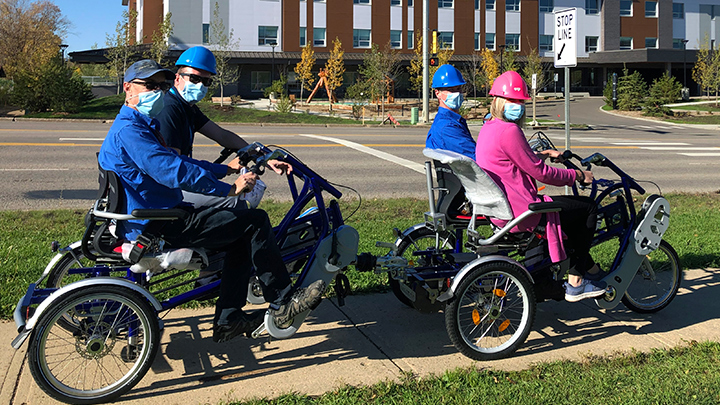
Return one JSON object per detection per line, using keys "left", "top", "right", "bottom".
{"left": 180, "top": 81, "right": 208, "bottom": 104}
{"left": 131, "top": 90, "right": 165, "bottom": 118}
{"left": 444, "top": 92, "right": 464, "bottom": 110}
{"left": 503, "top": 102, "right": 525, "bottom": 121}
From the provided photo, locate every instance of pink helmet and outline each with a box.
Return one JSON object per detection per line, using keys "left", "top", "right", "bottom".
{"left": 489, "top": 71, "right": 531, "bottom": 100}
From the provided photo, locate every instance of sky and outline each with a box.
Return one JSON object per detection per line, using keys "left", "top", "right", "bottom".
{"left": 50, "top": 0, "right": 127, "bottom": 55}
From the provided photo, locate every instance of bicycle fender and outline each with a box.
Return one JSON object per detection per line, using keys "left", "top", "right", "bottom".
{"left": 394, "top": 223, "right": 429, "bottom": 248}
{"left": 23, "top": 277, "right": 163, "bottom": 333}
{"left": 37, "top": 240, "right": 83, "bottom": 285}
{"left": 438, "top": 255, "right": 533, "bottom": 302}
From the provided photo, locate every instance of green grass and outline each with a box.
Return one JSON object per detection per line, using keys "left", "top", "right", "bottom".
{"left": 2, "top": 194, "right": 720, "bottom": 320}
{"left": 237, "top": 340, "right": 720, "bottom": 404}
{"left": 23, "top": 94, "right": 125, "bottom": 119}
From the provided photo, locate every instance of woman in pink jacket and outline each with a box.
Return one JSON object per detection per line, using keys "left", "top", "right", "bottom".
{"left": 475, "top": 71, "right": 604, "bottom": 303}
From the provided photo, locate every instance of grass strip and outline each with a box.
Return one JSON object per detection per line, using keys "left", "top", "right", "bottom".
{"left": 237, "top": 340, "right": 720, "bottom": 404}
{"left": 2, "top": 194, "right": 720, "bottom": 319}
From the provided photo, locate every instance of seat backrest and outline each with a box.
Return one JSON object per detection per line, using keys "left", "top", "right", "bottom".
{"left": 97, "top": 162, "right": 125, "bottom": 214}
{"left": 432, "top": 160, "right": 466, "bottom": 216}
{"left": 423, "top": 148, "right": 513, "bottom": 221}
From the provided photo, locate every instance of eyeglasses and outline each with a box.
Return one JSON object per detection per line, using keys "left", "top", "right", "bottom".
{"left": 179, "top": 73, "right": 213, "bottom": 87}
{"left": 131, "top": 80, "right": 171, "bottom": 92}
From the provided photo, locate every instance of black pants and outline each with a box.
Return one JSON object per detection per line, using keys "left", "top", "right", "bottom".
{"left": 550, "top": 195, "right": 598, "bottom": 277}
{"left": 159, "top": 206, "right": 292, "bottom": 325}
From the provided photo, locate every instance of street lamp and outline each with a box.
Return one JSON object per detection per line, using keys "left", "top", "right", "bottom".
{"left": 269, "top": 42, "right": 277, "bottom": 84}
{"left": 59, "top": 44, "right": 68, "bottom": 65}
{"left": 498, "top": 44, "right": 507, "bottom": 72}
{"left": 682, "top": 39, "right": 690, "bottom": 100}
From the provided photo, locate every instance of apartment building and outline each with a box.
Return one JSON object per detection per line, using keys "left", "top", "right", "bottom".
{"left": 71, "top": 0, "right": 720, "bottom": 97}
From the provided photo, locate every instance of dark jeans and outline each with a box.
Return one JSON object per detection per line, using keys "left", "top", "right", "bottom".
{"left": 550, "top": 195, "right": 598, "bottom": 277}
{"left": 159, "top": 206, "right": 292, "bottom": 325}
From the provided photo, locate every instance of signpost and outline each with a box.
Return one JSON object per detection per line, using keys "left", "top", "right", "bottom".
{"left": 554, "top": 8, "right": 577, "bottom": 194}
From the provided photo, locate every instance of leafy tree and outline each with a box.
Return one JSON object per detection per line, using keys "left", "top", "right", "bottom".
{"left": 522, "top": 47, "right": 552, "bottom": 95}
{"left": 617, "top": 67, "right": 647, "bottom": 111}
{"left": 407, "top": 29, "right": 453, "bottom": 98}
{"left": 479, "top": 48, "right": 499, "bottom": 100}
{"left": 357, "top": 42, "right": 401, "bottom": 117}
{"left": 11, "top": 55, "right": 92, "bottom": 113}
{"left": 294, "top": 44, "right": 315, "bottom": 103}
{"left": 208, "top": 1, "right": 240, "bottom": 106}
{"left": 0, "top": 0, "right": 70, "bottom": 78}
{"left": 0, "top": 78, "right": 13, "bottom": 106}
{"left": 105, "top": 9, "right": 140, "bottom": 94}
{"left": 692, "top": 34, "right": 713, "bottom": 98}
{"left": 324, "top": 37, "right": 345, "bottom": 104}
{"left": 148, "top": 12, "right": 174, "bottom": 63}
{"left": 643, "top": 73, "right": 681, "bottom": 116}
{"left": 499, "top": 47, "right": 518, "bottom": 73}
{"left": 345, "top": 79, "right": 371, "bottom": 119}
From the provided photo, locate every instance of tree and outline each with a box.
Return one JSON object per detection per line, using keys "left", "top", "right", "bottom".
{"left": 294, "top": 44, "right": 316, "bottom": 104}
{"left": 522, "top": 47, "right": 552, "bottom": 96}
{"left": 357, "top": 42, "right": 401, "bottom": 117}
{"left": 408, "top": 30, "right": 453, "bottom": 99}
{"left": 208, "top": 1, "right": 240, "bottom": 106}
{"left": 148, "top": 12, "right": 174, "bottom": 63}
{"left": 105, "top": 9, "right": 140, "bottom": 94}
{"left": 643, "top": 73, "right": 681, "bottom": 116}
{"left": 479, "top": 48, "right": 499, "bottom": 100}
{"left": 11, "top": 54, "right": 92, "bottom": 113}
{"left": 324, "top": 37, "right": 345, "bottom": 105}
{"left": 460, "top": 52, "right": 484, "bottom": 102}
{"left": 692, "top": 34, "right": 713, "bottom": 98}
{"left": 0, "top": 0, "right": 70, "bottom": 77}
{"left": 617, "top": 67, "right": 647, "bottom": 111}
{"left": 499, "top": 47, "right": 518, "bottom": 73}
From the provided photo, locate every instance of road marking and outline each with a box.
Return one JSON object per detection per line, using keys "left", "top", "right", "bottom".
{"left": 59, "top": 138, "right": 106, "bottom": 141}
{"left": 0, "top": 168, "right": 69, "bottom": 171}
{"left": 299, "top": 134, "right": 426, "bottom": 174}
{"left": 612, "top": 142, "right": 690, "bottom": 146}
{"left": 641, "top": 147, "right": 720, "bottom": 151}
{"left": 0, "top": 142, "right": 102, "bottom": 146}
{"left": 678, "top": 153, "right": 720, "bottom": 157}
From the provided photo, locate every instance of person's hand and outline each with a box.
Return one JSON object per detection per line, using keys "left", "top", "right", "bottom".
{"left": 267, "top": 159, "right": 292, "bottom": 175}
{"left": 576, "top": 169, "right": 594, "bottom": 185}
{"left": 226, "top": 157, "right": 244, "bottom": 175}
{"left": 537, "top": 149, "right": 563, "bottom": 162}
{"left": 229, "top": 171, "right": 258, "bottom": 195}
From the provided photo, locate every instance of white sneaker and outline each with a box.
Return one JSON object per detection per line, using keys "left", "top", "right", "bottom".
{"left": 564, "top": 279, "right": 606, "bottom": 302}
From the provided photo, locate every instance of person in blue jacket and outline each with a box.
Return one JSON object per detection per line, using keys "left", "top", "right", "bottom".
{"left": 98, "top": 59, "right": 325, "bottom": 344}
{"left": 425, "top": 64, "right": 476, "bottom": 159}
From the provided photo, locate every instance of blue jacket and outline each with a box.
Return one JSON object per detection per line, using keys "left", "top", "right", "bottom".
{"left": 98, "top": 105, "right": 231, "bottom": 240}
{"left": 425, "top": 107, "right": 476, "bottom": 159}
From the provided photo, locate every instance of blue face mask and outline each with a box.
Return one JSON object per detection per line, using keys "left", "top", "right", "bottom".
{"left": 444, "top": 92, "right": 464, "bottom": 110}
{"left": 131, "top": 90, "right": 165, "bottom": 118}
{"left": 180, "top": 81, "right": 208, "bottom": 104}
{"left": 503, "top": 102, "right": 525, "bottom": 121}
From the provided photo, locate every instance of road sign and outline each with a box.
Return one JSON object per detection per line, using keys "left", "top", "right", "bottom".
{"left": 554, "top": 8, "right": 577, "bottom": 68}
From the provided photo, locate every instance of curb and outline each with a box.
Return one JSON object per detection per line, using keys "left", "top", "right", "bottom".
{"left": 598, "top": 105, "right": 720, "bottom": 130}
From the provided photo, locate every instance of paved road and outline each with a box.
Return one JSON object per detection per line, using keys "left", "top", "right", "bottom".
{"left": 0, "top": 97, "right": 718, "bottom": 211}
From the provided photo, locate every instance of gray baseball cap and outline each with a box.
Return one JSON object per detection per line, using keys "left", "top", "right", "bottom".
{"left": 124, "top": 59, "right": 174, "bottom": 82}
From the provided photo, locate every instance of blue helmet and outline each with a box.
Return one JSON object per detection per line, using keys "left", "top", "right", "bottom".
{"left": 431, "top": 64, "right": 466, "bottom": 88}
{"left": 176, "top": 46, "right": 217, "bottom": 75}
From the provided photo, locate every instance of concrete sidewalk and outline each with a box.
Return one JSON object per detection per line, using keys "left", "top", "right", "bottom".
{"left": 2, "top": 268, "right": 718, "bottom": 404}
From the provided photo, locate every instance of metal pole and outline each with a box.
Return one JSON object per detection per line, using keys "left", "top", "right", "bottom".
{"left": 422, "top": 0, "right": 429, "bottom": 123}
{"left": 564, "top": 66, "right": 570, "bottom": 195}
{"left": 271, "top": 44, "right": 276, "bottom": 83}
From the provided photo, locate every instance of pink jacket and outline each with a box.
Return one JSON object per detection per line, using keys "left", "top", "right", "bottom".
{"left": 475, "top": 119, "right": 576, "bottom": 234}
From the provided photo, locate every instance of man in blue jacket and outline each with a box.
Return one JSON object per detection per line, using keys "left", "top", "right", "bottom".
{"left": 98, "top": 59, "right": 324, "bottom": 343}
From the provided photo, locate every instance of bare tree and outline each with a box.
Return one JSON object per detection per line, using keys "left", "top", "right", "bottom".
{"left": 105, "top": 9, "right": 140, "bottom": 94}
{"left": 148, "top": 12, "right": 174, "bottom": 63}
{"left": 208, "top": 1, "right": 240, "bottom": 106}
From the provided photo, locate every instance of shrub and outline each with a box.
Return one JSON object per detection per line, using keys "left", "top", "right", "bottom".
{"left": 274, "top": 94, "right": 294, "bottom": 113}
{"left": 345, "top": 80, "right": 371, "bottom": 119}
{"left": 644, "top": 73, "right": 682, "bottom": 117}
{"left": 0, "top": 78, "right": 12, "bottom": 106}
{"left": 263, "top": 74, "right": 287, "bottom": 98}
{"left": 602, "top": 80, "right": 613, "bottom": 108}
{"left": 11, "top": 56, "right": 92, "bottom": 113}
{"left": 617, "top": 68, "right": 647, "bottom": 111}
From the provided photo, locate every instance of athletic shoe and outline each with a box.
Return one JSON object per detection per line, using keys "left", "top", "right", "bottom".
{"left": 213, "top": 310, "right": 265, "bottom": 343}
{"left": 564, "top": 279, "right": 606, "bottom": 302}
{"left": 270, "top": 280, "right": 326, "bottom": 328}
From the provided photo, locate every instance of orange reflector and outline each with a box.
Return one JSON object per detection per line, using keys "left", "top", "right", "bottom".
{"left": 538, "top": 186, "right": 546, "bottom": 191}
{"left": 408, "top": 260, "right": 414, "bottom": 266}
{"left": 493, "top": 289, "right": 506, "bottom": 297}
{"left": 472, "top": 309, "right": 481, "bottom": 325}
{"left": 498, "top": 319, "right": 510, "bottom": 332}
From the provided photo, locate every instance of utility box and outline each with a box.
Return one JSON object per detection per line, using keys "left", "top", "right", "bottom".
{"left": 411, "top": 107, "right": 419, "bottom": 125}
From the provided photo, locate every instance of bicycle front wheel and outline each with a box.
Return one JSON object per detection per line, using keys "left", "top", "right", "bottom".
{"left": 622, "top": 240, "right": 681, "bottom": 313}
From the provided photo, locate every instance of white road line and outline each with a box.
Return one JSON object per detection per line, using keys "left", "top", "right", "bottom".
{"left": 59, "top": 138, "right": 106, "bottom": 141}
{"left": 636, "top": 125, "right": 655, "bottom": 129}
{"left": 641, "top": 147, "right": 720, "bottom": 151}
{"left": 678, "top": 153, "right": 720, "bottom": 157}
{"left": 612, "top": 142, "right": 690, "bottom": 146}
{"left": 299, "top": 134, "right": 425, "bottom": 174}
{"left": 0, "top": 168, "right": 70, "bottom": 171}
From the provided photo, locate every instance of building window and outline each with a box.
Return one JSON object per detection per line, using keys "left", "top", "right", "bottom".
{"left": 313, "top": 0, "right": 325, "bottom": 2}
{"left": 486, "top": 33, "right": 495, "bottom": 50}
{"left": 391, "top": 0, "right": 401, "bottom": 5}
{"left": 314, "top": 28, "right": 326, "bottom": 46}
{"left": 673, "top": 3, "right": 684, "bottom": 19}
{"left": 486, "top": 0, "right": 495, "bottom": 10}
{"left": 620, "top": 1, "right": 633, "bottom": 16}
{"left": 475, "top": 0, "right": 479, "bottom": 10}
{"left": 258, "top": 26, "right": 278, "bottom": 46}
{"left": 506, "top": 0, "right": 520, "bottom": 12}
{"left": 300, "top": 27, "right": 306, "bottom": 47}
{"left": 673, "top": 38, "right": 685, "bottom": 49}
{"left": 202, "top": 23, "right": 209, "bottom": 44}
{"left": 438, "top": 31, "right": 454, "bottom": 49}
{"left": 353, "top": 0, "right": 370, "bottom": 4}
{"left": 645, "top": 37, "right": 657, "bottom": 48}
{"left": 645, "top": 1, "right": 657, "bottom": 17}
{"left": 585, "top": 36, "right": 598, "bottom": 52}
{"left": 408, "top": 0, "right": 413, "bottom": 6}
{"left": 620, "top": 36, "right": 633, "bottom": 50}
{"left": 539, "top": 35, "right": 553, "bottom": 51}
{"left": 353, "top": 29, "right": 371, "bottom": 48}
{"left": 506, "top": 33, "right": 520, "bottom": 51}
{"left": 390, "top": 30, "right": 402, "bottom": 48}
{"left": 438, "top": 0, "right": 453, "bottom": 8}
{"left": 474, "top": 33, "right": 480, "bottom": 50}
{"left": 539, "top": 0, "right": 553, "bottom": 13}
{"left": 585, "top": 0, "right": 599, "bottom": 15}
{"left": 251, "top": 71, "right": 271, "bottom": 92}
{"left": 408, "top": 30, "right": 414, "bottom": 49}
